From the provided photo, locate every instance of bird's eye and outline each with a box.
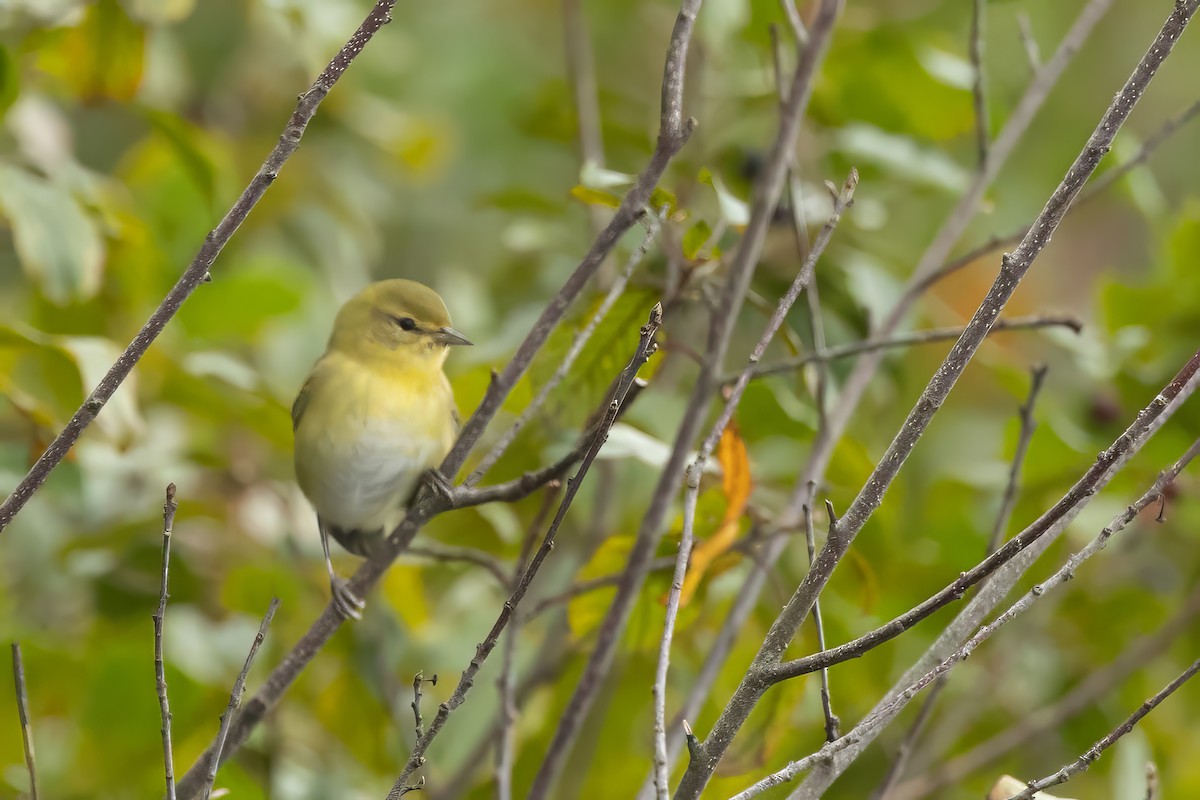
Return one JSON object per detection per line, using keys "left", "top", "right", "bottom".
{"left": 395, "top": 317, "right": 417, "bottom": 331}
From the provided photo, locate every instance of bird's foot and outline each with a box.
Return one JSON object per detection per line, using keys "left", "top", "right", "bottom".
{"left": 330, "top": 577, "right": 365, "bottom": 621}
{"left": 420, "top": 468, "right": 456, "bottom": 507}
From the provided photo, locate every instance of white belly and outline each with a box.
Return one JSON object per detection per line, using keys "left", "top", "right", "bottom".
{"left": 300, "top": 420, "right": 445, "bottom": 533}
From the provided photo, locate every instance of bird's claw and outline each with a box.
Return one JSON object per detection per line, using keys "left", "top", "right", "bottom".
{"left": 331, "top": 577, "right": 365, "bottom": 621}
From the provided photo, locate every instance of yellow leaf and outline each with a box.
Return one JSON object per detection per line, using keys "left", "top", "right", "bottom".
{"left": 679, "top": 420, "right": 752, "bottom": 606}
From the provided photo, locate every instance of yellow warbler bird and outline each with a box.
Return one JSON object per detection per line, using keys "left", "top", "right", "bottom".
{"left": 292, "top": 279, "right": 471, "bottom": 618}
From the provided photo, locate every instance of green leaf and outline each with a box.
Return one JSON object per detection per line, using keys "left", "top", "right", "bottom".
{"left": 682, "top": 219, "right": 713, "bottom": 260}
{"left": 0, "top": 164, "right": 105, "bottom": 304}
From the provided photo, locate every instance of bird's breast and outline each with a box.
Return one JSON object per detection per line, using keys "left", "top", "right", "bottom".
{"left": 294, "top": 355, "right": 457, "bottom": 533}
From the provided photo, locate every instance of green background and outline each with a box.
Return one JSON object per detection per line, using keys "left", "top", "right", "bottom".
{"left": 1, "top": 0, "right": 1199, "bottom": 798}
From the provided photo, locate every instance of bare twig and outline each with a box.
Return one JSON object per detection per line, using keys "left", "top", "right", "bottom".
{"left": 562, "top": 0, "right": 608, "bottom": 239}
{"left": 969, "top": 0, "right": 989, "bottom": 166}
{"left": 202, "top": 598, "right": 280, "bottom": 800}
{"left": 653, "top": 462, "right": 702, "bottom": 799}
{"left": 412, "top": 671, "right": 436, "bottom": 743}
{"left": 468, "top": 214, "right": 662, "bottom": 485}
{"left": 11, "top": 643, "right": 38, "bottom": 800}
{"left": 915, "top": 95, "right": 1200, "bottom": 298}
{"left": 1016, "top": 12, "right": 1041, "bottom": 72}
{"left": 891, "top": 587, "right": 1200, "bottom": 800}
{"left": 0, "top": 0, "right": 402, "bottom": 535}
{"left": 520, "top": 558, "right": 675, "bottom": 621}
{"left": 1007, "top": 658, "right": 1200, "bottom": 800}
{"left": 674, "top": 3, "right": 1193, "bottom": 792}
{"left": 741, "top": 315, "right": 1079, "bottom": 383}
{"left": 535, "top": 6, "right": 845, "bottom": 795}
{"left": 986, "top": 365, "right": 1048, "bottom": 554}
{"left": 387, "top": 305, "right": 663, "bottom": 799}
{"left": 155, "top": 484, "right": 180, "bottom": 800}
{"left": 779, "top": 0, "right": 809, "bottom": 46}
{"left": 404, "top": 543, "right": 510, "bottom": 586}
{"left": 809, "top": 493, "right": 838, "bottom": 742}
{"left": 1145, "top": 761, "right": 1159, "bottom": 800}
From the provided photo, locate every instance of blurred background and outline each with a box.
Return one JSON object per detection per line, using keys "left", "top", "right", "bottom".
{"left": 1, "top": 0, "right": 1199, "bottom": 797}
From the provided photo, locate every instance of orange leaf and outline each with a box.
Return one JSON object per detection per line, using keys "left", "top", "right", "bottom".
{"left": 679, "top": 420, "right": 752, "bottom": 606}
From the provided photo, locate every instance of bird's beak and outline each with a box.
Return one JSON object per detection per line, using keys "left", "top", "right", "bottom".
{"left": 434, "top": 326, "right": 473, "bottom": 346}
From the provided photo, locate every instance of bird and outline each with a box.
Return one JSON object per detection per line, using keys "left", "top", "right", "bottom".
{"left": 292, "top": 278, "right": 472, "bottom": 619}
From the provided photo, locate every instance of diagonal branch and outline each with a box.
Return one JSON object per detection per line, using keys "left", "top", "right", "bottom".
{"left": 0, "top": 0, "right": 402, "bottom": 536}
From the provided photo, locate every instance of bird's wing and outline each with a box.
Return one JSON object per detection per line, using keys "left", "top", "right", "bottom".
{"left": 291, "top": 375, "right": 314, "bottom": 432}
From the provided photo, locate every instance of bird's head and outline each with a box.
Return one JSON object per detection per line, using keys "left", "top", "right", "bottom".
{"left": 328, "top": 279, "right": 472, "bottom": 367}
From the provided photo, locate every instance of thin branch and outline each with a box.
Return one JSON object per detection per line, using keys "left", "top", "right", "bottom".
{"left": 411, "top": 671, "right": 436, "bottom": 743}
{"left": 674, "top": 3, "right": 1193, "bottom": 792}
{"left": 916, "top": 95, "right": 1200, "bottom": 297}
{"left": 891, "top": 586, "right": 1200, "bottom": 800}
{"left": 201, "top": 598, "right": 280, "bottom": 800}
{"left": 562, "top": 0, "right": 608, "bottom": 239}
{"left": 404, "top": 543, "right": 510, "bottom": 587}
{"left": 809, "top": 493, "right": 838, "bottom": 742}
{"left": 770, "top": 350, "right": 1200, "bottom": 682}
{"left": 533, "top": 6, "right": 845, "bottom": 795}
{"left": 496, "top": 485, "right": 562, "bottom": 800}
{"left": 11, "top": 643, "right": 38, "bottom": 800}
{"left": 653, "top": 462, "right": 701, "bottom": 799}
{"left": 741, "top": 315, "right": 1079, "bottom": 383}
{"left": 986, "top": 365, "right": 1048, "bottom": 554}
{"left": 1007, "top": 658, "right": 1200, "bottom": 800}
{"left": 467, "top": 214, "right": 662, "bottom": 485}
{"left": 519, "top": 557, "right": 677, "bottom": 622}
{"left": 1016, "top": 12, "right": 1041, "bottom": 72}
{"left": 0, "top": 0, "right": 401, "bottom": 536}
{"left": 969, "top": 0, "right": 989, "bottom": 167}
{"left": 1145, "top": 761, "right": 1159, "bottom": 800}
{"left": 779, "top": 0, "right": 809, "bottom": 46}
{"left": 734, "top": 435, "right": 1200, "bottom": 799}
{"left": 387, "top": 305, "right": 663, "bottom": 798}
{"left": 155, "top": 484, "right": 180, "bottom": 800}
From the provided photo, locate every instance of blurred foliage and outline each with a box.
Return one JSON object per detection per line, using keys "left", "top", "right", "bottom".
{"left": 1, "top": 1, "right": 1200, "bottom": 798}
